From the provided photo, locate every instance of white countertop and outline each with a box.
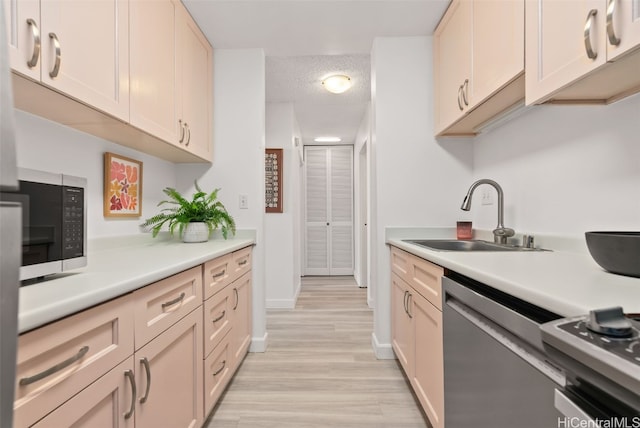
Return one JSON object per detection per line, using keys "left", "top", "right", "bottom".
{"left": 18, "top": 231, "right": 256, "bottom": 333}
{"left": 386, "top": 228, "right": 640, "bottom": 317}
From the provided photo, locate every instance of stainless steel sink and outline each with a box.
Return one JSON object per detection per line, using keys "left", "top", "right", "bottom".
{"left": 403, "top": 239, "right": 544, "bottom": 252}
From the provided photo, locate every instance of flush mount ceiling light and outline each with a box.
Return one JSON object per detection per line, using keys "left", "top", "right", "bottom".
{"left": 321, "top": 75, "right": 352, "bottom": 94}
{"left": 314, "top": 136, "right": 342, "bottom": 143}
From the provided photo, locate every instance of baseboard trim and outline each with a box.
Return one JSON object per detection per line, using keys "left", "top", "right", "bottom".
{"left": 249, "top": 332, "right": 268, "bottom": 353}
{"left": 367, "top": 297, "right": 374, "bottom": 309}
{"left": 266, "top": 298, "right": 296, "bottom": 309}
{"left": 371, "top": 333, "right": 395, "bottom": 360}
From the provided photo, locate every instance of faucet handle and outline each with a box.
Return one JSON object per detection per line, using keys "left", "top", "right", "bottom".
{"left": 522, "top": 235, "right": 535, "bottom": 249}
{"left": 493, "top": 227, "right": 515, "bottom": 244}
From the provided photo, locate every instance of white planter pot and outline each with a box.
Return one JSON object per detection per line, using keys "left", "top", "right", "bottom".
{"left": 182, "top": 222, "right": 210, "bottom": 243}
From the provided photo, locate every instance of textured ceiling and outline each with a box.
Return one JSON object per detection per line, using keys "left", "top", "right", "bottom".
{"left": 184, "top": 0, "right": 451, "bottom": 145}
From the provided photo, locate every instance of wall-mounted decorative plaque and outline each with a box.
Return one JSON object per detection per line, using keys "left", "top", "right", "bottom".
{"left": 265, "top": 148, "right": 283, "bottom": 213}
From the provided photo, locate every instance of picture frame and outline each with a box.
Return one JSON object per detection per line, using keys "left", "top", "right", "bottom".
{"left": 265, "top": 148, "right": 283, "bottom": 213}
{"left": 104, "top": 152, "right": 143, "bottom": 217}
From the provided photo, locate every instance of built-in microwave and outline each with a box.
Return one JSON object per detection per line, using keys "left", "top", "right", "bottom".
{"left": 0, "top": 168, "right": 87, "bottom": 281}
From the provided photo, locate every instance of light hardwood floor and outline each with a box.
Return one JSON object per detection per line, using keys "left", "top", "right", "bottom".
{"left": 205, "top": 276, "right": 430, "bottom": 428}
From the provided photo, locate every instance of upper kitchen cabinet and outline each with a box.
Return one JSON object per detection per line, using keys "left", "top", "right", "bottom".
{"left": 434, "top": 0, "right": 525, "bottom": 136}
{"left": 130, "top": 0, "right": 212, "bottom": 161}
{"left": 5, "top": 0, "right": 129, "bottom": 121}
{"left": 176, "top": 4, "right": 212, "bottom": 161}
{"left": 526, "top": 0, "right": 640, "bottom": 104}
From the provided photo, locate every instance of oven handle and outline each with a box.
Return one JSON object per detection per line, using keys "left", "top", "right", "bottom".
{"left": 554, "top": 389, "right": 600, "bottom": 426}
{"left": 446, "top": 297, "right": 566, "bottom": 386}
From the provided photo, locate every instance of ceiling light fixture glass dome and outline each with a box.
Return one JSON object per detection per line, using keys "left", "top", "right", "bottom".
{"left": 322, "top": 75, "right": 352, "bottom": 94}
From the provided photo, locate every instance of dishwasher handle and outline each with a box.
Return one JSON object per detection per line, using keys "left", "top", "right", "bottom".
{"left": 554, "top": 389, "right": 600, "bottom": 426}
{"left": 446, "top": 297, "right": 566, "bottom": 387}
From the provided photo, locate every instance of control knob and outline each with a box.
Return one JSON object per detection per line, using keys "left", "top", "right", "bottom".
{"left": 587, "top": 307, "right": 634, "bottom": 338}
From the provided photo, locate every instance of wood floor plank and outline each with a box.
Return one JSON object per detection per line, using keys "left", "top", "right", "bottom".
{"left": 205, "top": 277, "right": 429, "bottom": 427}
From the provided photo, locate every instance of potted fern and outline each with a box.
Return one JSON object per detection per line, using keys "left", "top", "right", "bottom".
{"left": 141, "top": 182, "right": 236, "bottom": 242}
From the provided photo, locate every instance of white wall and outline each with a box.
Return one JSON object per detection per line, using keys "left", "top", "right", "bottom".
{"left": 14, "top": 110, "right": 176, "bottom": 238}
{"left": 264, "top": 102, "right": 302, "bottom": 308}
{"left": 354, "top": 104, "right": 372, "bottom": 305}
{"left": 370, "top": 37, "right": 474, "bottom": 358}
{"left": 472, "top": 93, "right": 640, "bottom": 241}
{"left": 176, "top": 49, "right": 267, "bottom": 352}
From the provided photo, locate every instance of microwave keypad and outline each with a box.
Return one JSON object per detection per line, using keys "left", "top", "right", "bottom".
{"left": 62, "top": 186, "right": 84, "bottom": 258}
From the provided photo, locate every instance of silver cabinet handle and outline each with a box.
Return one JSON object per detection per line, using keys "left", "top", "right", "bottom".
{"left": 238, "top": 259, "right": 248, "bottom": 266}
{"left": 606, "top": 0, "right": 620, "bottom": 46}
{"left": 139, "top": 357, "right": 151, "bottom": 404}
{"left": 178, "top": 119, "right": 185, "bottom": 143}
{"left": 403, "top": 290, "right": 409, "bottom": 315}
{"left": 233, "top": 288, "right": 239, "bottom": 310}
{"left": 212, "top": 310, "right": 226, "bottom": 323}
{"left": 212, "top": 270, "right": 226, "bottom": 279}
{"left": 19, "top": 345, "right": 89, "bottom": 386}
{"left": 48, "top": 32, "right": 61, "bottom": 78}
{"left": 26, "top": 18, "right": 40, "bottom": 68}
{"left": 124, "top": 369, "right": 136, "bottom": 419}
{"left": 184, "top": 123, "right": 191, "bottom": 146}
{"left": 461, "top": 79, "right": 469, "bottom": 106}
{"left": 406, "top": 292, "right": 413, "bottom": 319}
{"left": 584, "top": 9, "right": 598, "bottom": 60}
{"left": 161, "top": 292, "right": 185, "bottom": 309}
{"left": 213, "top": 360, "right": 226, "bottom": 376}
{"left": 457, "top": 85, "right": 464, "bottom": 111}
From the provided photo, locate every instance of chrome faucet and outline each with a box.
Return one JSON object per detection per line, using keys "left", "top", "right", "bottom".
{"left": 461, "top": 179, "right": 515, "bottom": 245}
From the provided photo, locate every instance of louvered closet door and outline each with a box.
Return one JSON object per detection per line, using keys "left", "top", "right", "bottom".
{"left": 304, "top": 146, "right": 353, "bottom": 275}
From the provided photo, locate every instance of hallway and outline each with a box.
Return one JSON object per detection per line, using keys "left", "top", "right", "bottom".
{"left": 206, "top": 276, "right": 429, "bottom": 427}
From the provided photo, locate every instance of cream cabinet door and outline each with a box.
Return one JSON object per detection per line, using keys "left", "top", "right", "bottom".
{"left": 433, "top": 0, "right": 472, "bottom": 134}
{"left": 391, "top": 273, "right": 413, "bottom": 376}
{"left": 130, "top": 0, "right": 179, "bottom": 145}
{"left": 176, "top": 3, "right": 212, "bottom": 161}
{"left": 469, "top": 0, "right": 524, "bottom": 107}
{"left": 134, "top": 307, "right": 203, "bottom": 428}
{"left": 38, "top": 0, "right": 129, "bottom": 121}
{"left": 607, "top": 0, "right": 640, "bottom": 60}
{"left": 3, "top": 0, "right": 40, "bottom": 80}
{"left": 412, "top": 292, "right": 444, "bottom": 428}
{"left": 230, "top": 272, "right": 252, "bottom": 369}
{"left": 525, "top": 0, "right": 607, "bottom": 104}
{"left": 31, "top": 358, "right": 135, "bottom": 428}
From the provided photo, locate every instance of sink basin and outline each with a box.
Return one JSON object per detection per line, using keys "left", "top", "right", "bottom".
{"left": 403, "top": 239, "right": 541, "bottom": 252}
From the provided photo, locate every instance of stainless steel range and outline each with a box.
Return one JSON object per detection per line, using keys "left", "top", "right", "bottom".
{"left": 541, "top": 307, "right": 640, "bottom": 421}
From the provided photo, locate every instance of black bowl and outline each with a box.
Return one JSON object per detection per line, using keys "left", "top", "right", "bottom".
{"left": 585, "top": 232, "right": 640, "bottom": 278}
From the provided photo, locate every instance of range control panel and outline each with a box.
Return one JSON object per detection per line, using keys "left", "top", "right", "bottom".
{"left": 557, "top": 318, "right": 640, "bottom": 367}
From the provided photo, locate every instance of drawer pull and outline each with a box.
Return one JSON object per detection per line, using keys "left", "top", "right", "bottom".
{"left": 161, "top": 292, "right": 186, "bottom": 310}
{"left": 139, "top": 357, "right": 151, "bottom": 404}
{"left": 212, "top": 310, "right": 226, "bottom": 323}
{"left": 233, "top": 288, "right": 239, "bottom": 310}
{"left": 606, "top": 0, "right": 620, "bottom": 46}
{"left": 124, "top": 369, "right": 136, "bottom": 419}
{"left": 26, "top": 18, "right": 41, "bottom": 68}
{"left": 212, "top": 270, "right": 226, "bottom": 279}
{"left": 584, "top": 9, "right": 598, "bottom": 60}
{"left": 213, "top": 360, "right": 226, "bottom": 376}
{"left": 19, "top": 345, "right": 89, "bottom": 386}
{"left": 238, "top": 259, "right": 248, "bottom": 266}
{"left": 48, "top": 32, "right": 61, "bottom": 78}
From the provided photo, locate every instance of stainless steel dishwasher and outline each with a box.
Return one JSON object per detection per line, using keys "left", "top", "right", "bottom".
{"left": 443, "top": 273, "right": 566, "bottom": 427}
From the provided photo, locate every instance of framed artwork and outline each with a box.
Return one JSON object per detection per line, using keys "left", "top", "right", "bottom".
{"left": 265, "top": 148, "right": 283, "bottom": 213}
{"left": 104, "top": 152, "right": 143, "bottom": 217}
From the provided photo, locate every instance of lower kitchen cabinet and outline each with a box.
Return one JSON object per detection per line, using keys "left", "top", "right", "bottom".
{"left": 134, "top": 307, "right": 203, "bottom": 428}
{"left": 204, "top": 333, "right": 232, "bottom": 415}
{"left": 390, "top": 246, "right": 445, "bottom": 428}
{"left": 230, "top": 271, "right": 252, "bottom": 369}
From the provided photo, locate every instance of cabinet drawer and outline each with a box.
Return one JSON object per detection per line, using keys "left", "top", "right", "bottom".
{"left": 407, "top": 254, "right": 444, "bottom": 311}
{"left": 203, "top": 253, "right": 233, "bottom": 300}
{"left": 204, "top": 333, "right": 232, "bottom": 416}
{"left": 229, "top": 246, "right": 252, "bottom": 282}
{"left": 203, "top": 286, "right": 233, "bottom": 358}
{"left": 14, "top": 294, "right": 134, "bottom": 428}
{"left": 390, "top": 246, "right": 411, "bottom": 281}
{"left": 133, "top": 266, "right": 203, "bottom": 349}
